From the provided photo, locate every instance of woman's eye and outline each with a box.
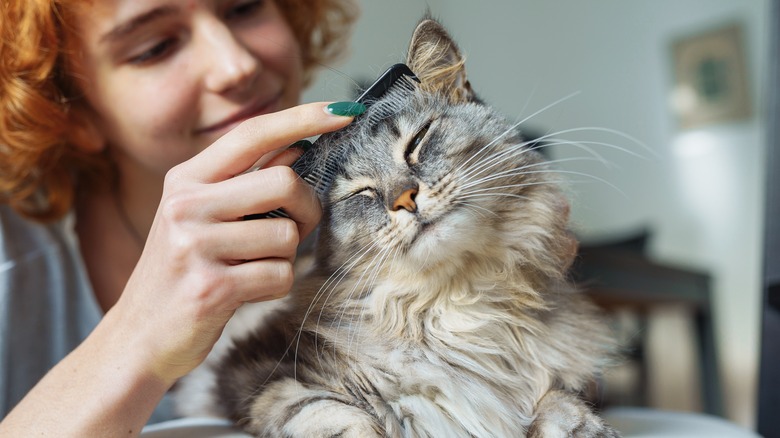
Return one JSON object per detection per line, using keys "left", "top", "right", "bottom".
{"left": 225, "top": 0, "right": 266, "bottom": 20}
{"left": 128, "top": 38, "right": 178, "bottom": 65}
{"left": 405, "top": 121, "right": 432, "bottom": 163}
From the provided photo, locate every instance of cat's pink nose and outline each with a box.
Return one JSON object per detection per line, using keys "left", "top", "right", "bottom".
{"left": 392, "top": 188, "right": 418, "bottom": 212}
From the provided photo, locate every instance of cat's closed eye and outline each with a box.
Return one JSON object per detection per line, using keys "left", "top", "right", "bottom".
{"left": 335, "top": 186, "right": 377, "bottom": 204}
{"left": 405, "top": 120, "right": 432, "bottom": 165}
{"left": 353, "top": 187, "right": 377, "bottom": 199}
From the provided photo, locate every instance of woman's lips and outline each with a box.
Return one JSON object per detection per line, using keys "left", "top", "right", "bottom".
{"left": 196, "top": 93, "right": 282, "bottom": 135}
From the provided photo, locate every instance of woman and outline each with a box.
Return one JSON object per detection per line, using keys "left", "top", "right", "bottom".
{"left": 0, "top": 0, "right": 362, "bottom": 435}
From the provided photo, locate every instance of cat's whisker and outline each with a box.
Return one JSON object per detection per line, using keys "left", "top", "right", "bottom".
{"left": 515, "top": 84, "right": 539, "bottom": 127}
{"left": 460, "top": 159, "right": 626, "bottom": 198}
{"left": 532, "top": 156, "right": 605, "bottom": 168}
{"left": 459, "top": 181, "right": 567, "bottom": 198}
{"left": 460, "top": 180, "right": 612, "bottom": 205}
{"left": 296, "top": 238, "right": 380, "bottom": 373}
{"left": 236, "top": 340, "right": 295, "bottom": 405}
{"left": 302, "top": 238, "right": 376, "bottom": 329}
{"left": 528, "top": 138, "right": 646, "bottom": 166}
{"left": 454, "top": 200, "right": 500, "bottom": 219}
{"left": 346, "top": 245, "right": 401, "bottom": 357}
{"left": 346, "top": 243, "right": 400, "bottom": 354}
{"left": 455, "top": 130, "right": 594, "bottom": 185}
{"left": 512, "top": 91, "right": 583, "bottom": 132}
{"left": 451, "top": 127, "right": 524, "bottom": 177}
{"left": 455, "top": 92, "right": 613, "bottom": 180}
{"left": 451, "top": 91, "right": 583, "bottom": 176}
{"left": 337, "top": 243, "right": 398, "bottom": 359}
{"left": 330, "top": 235, "right": 393, "bottom": 336}
{"left": 531, "top": 140, "right": 609, "bottom": 166}
{"left": 527, "top": 126, "right": 652, "bottom": 159}
{"left": 458, "top": 180, "right": 568, "bottom": 199}
{"left": 456, "top": 139, "right": 537, "bottom": 184}
{"left": 459, "top": 131, "right": 628, "bottom": 187}
{"left": 449, "top": 112, "right": 539, "bottom": 176}
{"left": 458, "top": 193, "right": 533, "bottom": 202}
{"left": 459, "top": 162, "right": 530, "bottom": 190}
{"left": 457, "top": 124, "right": 647, "bottom": 186}
{"left": 457, "top": 177, "right": 564, "bottom": 195}
{"left": 518, "top": 169, "right": 627, "bottom": 197}
{"left": 311, "top": 238, "right": 378, "bottom": 308}
{"left": 309, "top": 239, "right": 378, "bottom": 317}
{"left": 460, "top": 157, "right": 601, "bottom": 191}
{"left": 235, "top": 249, "right": 377, "bottom": 400}
{"left": 458, "top": 133, "right": 644, "bottom": 196}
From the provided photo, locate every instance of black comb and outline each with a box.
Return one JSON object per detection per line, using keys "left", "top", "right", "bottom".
{"left": 245, "top": 63, "right": 419, "bottom": 220}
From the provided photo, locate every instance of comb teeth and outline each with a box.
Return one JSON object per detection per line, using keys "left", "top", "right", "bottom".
{"left": 363, "top": 75, "right": 419, "bottom": 127}
{"left": 294, "top": 150, "right": 344, "bottom": 197}
{"left": 244, "top": 64, "right": 419, "bottom": 221}
{"left": 304, "top": 159, "right": 342, "bottom": 195}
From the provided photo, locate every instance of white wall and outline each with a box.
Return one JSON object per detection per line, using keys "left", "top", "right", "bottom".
{"left": 305, "top": 0, "right": 770, "bottom": 428}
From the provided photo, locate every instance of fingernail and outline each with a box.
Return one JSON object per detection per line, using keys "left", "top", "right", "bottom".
{"left": 325, "top": 101, "right": 366, "bottom": 117}
{"left": 291, "top": 139, "right": 313, "bottom": 152}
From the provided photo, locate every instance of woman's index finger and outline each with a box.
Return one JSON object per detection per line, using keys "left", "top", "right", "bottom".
{"left": 182, "top": 102, "right": 354, "bottom": 183}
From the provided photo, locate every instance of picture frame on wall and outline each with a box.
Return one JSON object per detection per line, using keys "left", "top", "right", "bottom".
{"left": 670, "top": 23, "right": 752, "bottom": 129}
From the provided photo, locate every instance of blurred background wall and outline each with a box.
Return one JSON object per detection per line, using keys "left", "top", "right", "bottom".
{"left": 304, "top": 0, "right": 770, "bottom": 429}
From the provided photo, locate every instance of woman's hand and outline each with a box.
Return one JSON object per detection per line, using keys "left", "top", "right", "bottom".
{"left": 0, "top": 102, "right": 359, "bottom": 437}
{"left": 107, "top": 102, "right": 358, "bottom": 384}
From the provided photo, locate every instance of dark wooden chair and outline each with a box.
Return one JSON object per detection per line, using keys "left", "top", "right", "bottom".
{"left": 571, "top": 231, "right": 722, "bottom": 416}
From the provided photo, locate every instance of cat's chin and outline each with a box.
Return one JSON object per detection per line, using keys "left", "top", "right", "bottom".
{"left": 404, "top": 208, "right": 483, "bottom": 267}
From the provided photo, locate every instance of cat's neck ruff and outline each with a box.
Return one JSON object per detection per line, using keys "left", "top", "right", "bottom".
{"left": 325, "top": 251, "right": 548, "bottom": 342}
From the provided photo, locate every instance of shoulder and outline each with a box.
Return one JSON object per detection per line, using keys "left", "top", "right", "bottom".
{"left": 0, "top": 203, "right": 69, "bottom": 268}
{"left": 0, "top": 205, "right": 103, "bottom": 419}
{"left": 0, "top": 203, "right": 88, "bottom": 296}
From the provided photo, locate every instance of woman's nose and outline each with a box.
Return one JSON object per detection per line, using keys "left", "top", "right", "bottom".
{"left": 198, "top": 16, "right": 261, "bottom": 95}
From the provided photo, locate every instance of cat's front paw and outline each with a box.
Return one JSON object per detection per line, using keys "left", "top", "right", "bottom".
{"left": 281, "top": 416, "right": 384, "bottom": 438}
{"left": 528, "top": 416, "right": 620, "bottom": 438}
{"left": 266, "top": 400, "right": 385, "bottom": 438}
{"left": 528, "top": 390, "right": 620, "bottom": 438}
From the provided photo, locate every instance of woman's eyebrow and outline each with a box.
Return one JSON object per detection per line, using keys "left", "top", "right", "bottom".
{"left": 100, "top": 6, "right": 179, "bottom": 44}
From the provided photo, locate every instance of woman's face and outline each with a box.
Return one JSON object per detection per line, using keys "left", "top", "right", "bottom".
{"left": 70, "top": 0, "right": 303, "bottom": 177}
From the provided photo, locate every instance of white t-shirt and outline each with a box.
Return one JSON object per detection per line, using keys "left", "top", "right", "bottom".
{"left": 0, "top": 204, "right": 175, "bottom": 424}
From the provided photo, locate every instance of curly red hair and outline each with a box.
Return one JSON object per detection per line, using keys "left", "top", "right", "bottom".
{"left": 0, "top": 0, "right": 358, "bottom": 222}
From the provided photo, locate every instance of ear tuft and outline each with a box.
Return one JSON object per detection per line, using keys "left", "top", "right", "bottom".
{"left": 406, "top": 18, "right": 475, "bottom": 103}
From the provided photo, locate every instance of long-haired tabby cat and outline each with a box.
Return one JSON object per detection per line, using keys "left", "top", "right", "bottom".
{"left": 178, "top": 18, "right": 620, "bottom": 438}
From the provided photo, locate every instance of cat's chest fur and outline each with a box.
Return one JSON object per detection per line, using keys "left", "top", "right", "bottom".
{"left": 294, "top": 275, "right": 564, "bottom": 435}
{"left": 347, "top": 345, "right": 538, "bottom": 436}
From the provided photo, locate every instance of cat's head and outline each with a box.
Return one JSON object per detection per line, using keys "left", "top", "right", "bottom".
{"left": 314, "top": 19, "right": 576, "bottom": 287}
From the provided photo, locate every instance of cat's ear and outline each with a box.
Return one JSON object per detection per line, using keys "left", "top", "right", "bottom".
{"left": 406, "top": 18, "right": 476, "bottom": 103}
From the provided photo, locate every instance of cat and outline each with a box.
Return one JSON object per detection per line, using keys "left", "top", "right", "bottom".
{"left": 177, "top": 17, "right": 620, "bottom": 438}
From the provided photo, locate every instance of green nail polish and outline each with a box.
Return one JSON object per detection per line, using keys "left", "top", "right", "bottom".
{"left": 325, "top": 101, "right": 366, "bottom": 117}
{"left": 291, "top": 139, "right": 313, "bottom": 152}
